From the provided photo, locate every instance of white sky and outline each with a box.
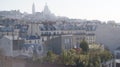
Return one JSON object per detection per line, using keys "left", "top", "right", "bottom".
{"left": 0, "top": 0, "right": 120, "bottom": 22}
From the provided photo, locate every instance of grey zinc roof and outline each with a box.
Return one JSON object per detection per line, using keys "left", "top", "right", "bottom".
{"left": 39, "top": 23, "right": 97, "bottom": 31}
{"left": 40, "top": 24, "right": 56, "bottom": 31}
{"left": 26, "top": 35, "right": 40, "bottom": 40}
{"left": 0, "top": 27, "right": 14, "bottom": 32}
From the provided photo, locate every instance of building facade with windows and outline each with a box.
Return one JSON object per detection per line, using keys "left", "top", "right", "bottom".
{"left": 114, "top": 47, "right": 120, "bottom": 67}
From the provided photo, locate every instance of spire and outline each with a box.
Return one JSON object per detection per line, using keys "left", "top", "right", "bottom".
{"left": 43, "top": 3, "right": 51, "bottom": 15}
{"left": 32, "top": 2, "right": 35, "bottom": 14}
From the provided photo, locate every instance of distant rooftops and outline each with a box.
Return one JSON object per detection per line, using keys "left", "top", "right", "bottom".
{"left": 0, "top": 27, "right": 14, "bottom": 32}
{"left": 26, "top": 35, "right": 40, "bottom": 40}
{"left": 39, "top": 23, "right": 97, "bottom": 31}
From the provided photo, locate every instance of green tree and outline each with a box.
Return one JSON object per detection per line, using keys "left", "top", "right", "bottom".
{"left": 45, "top": 50, "right": 58, "bottom": 63}
{"left": 89, "top": 54, "right": 101, "bottom": 67}
{"left": 60, "top": 49, "right": 76, "bottom": 65}
{"left": 80, "top": 40, "right": 89, "bottom": 53}
{"left": 42, "top": 48, "right": 112, "bottom": 67}
{"left": 99, "top": 49, "right": 113, "bottom": 63}
{"left": 75, "top": 54, "right": 89, "bottom": 67}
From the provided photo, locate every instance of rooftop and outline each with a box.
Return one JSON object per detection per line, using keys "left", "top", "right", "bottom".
{"left": 4, "top": 35, "right": 22, "bottom": 40}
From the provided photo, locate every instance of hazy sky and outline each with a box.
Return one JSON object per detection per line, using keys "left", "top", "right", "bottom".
{"left": 0, "top": 0, "right": 120, "bottom": 22}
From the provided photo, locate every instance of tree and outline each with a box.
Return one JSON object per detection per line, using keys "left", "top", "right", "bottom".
{"left": 99, "top": 49, "right": 113, "bottom": 63}
{"left": 88, "top": 53, "right": 101, "bottom": 67}
{"left": 60, "top": 49, "right": 76, "bottom": 65}
{"left": 42, "top": 48, "right": 113, "bottom": 67}
{"left": 45, "top": 50, "right": 58, "bottom": 63}
{"left": 80, "top": 40, "right": 89, "bottom": 53}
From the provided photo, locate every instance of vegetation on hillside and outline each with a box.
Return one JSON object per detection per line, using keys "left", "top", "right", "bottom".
{"left": 33, "top": 40, "right": 113, "bottom": 67}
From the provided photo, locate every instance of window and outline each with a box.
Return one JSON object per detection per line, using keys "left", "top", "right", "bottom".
{"left": 64, "top": 38, "right": 72, "bottom": 44}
